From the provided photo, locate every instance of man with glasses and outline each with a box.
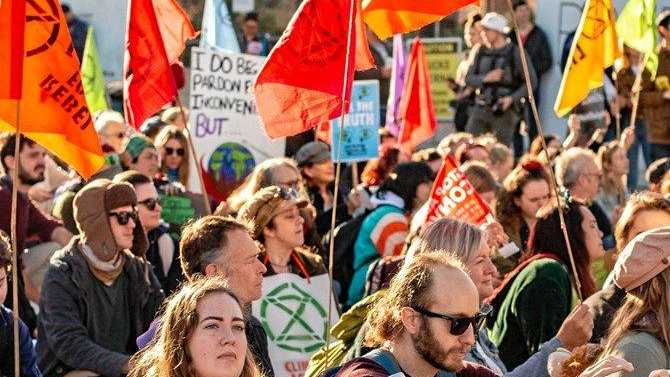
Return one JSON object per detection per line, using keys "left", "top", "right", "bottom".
{"left": 556, "top": 147, "right": 615, "bottom": 251}
{"left": 334, "top": 252, "right": 497, "bottom": 377}
{"left": 237, "top": 185, "right": 327, "bottom": 278}
{"left": 114, "top": 170, "right": 183, "bottom": 295}
{"left": 37, "top": 179, "right": 163, "bottom": 376}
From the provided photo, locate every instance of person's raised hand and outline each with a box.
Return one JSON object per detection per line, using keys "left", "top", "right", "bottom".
{"left": 556, "top": 303, "right": 594, "bottom": 350}
{"left": 578, "top": 355, "right": 633, "bottom": 377}
{"left": 482, "top": 220, "right": 509, "bottom": 249}
{"left": 620, "top": 126, "right": 635, "bottom": 151}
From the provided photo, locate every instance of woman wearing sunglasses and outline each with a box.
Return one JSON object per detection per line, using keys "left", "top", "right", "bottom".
{"left": 237, "top": 185, "right": 327, "bottom": 279}
{"left": 154, "top": 125, "right": 190, "bottom": 189}
{"left": 114, "top": 171, "right": 184, "bottom": 296}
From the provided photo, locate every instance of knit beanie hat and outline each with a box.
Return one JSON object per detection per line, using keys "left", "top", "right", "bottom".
{"left": 123, "top": 134, "right": 155, "bottom": 161}
{"left": 74, "top": 179, "right": 149, "bottom": 261}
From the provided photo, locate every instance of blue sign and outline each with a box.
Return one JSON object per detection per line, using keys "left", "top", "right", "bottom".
{"left": 331, "top": 80, "right": 380, "bottom": 163}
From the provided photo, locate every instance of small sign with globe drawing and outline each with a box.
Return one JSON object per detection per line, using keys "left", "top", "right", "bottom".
{"left": 253, "top": 273, "right": 339, "bottom": 377}
{"left": 189, "top": 46, "right": 285, "bottom": 201}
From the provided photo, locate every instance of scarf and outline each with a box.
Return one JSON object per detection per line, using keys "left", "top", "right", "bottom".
{"left": 79, "top": 242, "right": 126, "bottom": 286}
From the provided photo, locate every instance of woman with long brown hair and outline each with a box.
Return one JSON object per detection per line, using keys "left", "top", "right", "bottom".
{"left": 494, "top": 159, "right": 551, "bottom": 273}
{"left": 600, "top": 227, "right": 670, "bottom": 377}
{"left": 128, "top": 277, "right": 264, "bottom": 377}
{"left": 154, "top": 125, "right": 190, "bottom": 188}
{"left": 488, "top": 199, "right": 604, "bottom": 370}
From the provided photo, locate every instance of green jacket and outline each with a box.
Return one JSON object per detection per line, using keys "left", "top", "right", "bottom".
{"left": 487, "top": 258, "right": 572, "bottom": 370}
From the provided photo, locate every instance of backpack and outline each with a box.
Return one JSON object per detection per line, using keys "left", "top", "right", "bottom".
{"left": 322, "top": 206, "right": 392, "bottom": 306}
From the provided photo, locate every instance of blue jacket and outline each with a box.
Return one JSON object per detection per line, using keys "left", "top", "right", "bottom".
{"left": 1, "top": 305, "right": 41, "bottom": 377}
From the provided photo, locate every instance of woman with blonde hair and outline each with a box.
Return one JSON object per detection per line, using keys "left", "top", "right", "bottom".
{"left": 128, "top": 277, "right": 264, "bottom": 377}
{"left": 154, "top": 125, "right": 190, "bottom": 188}
{"left": 600, "top": 226, "right": 670, "bottom": 377}
{"left": 595, "top": 141, "right": 629, "bottom": 222}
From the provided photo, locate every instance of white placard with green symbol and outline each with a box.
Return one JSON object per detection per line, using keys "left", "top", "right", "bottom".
{"left": 253, "top": 273, "right": 339, "bottom": 377}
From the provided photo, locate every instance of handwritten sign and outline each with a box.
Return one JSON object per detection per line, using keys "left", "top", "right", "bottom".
{"left": 189, "top": 47, "right": 284, "bottom": 200}
{"left": 330, "top": 80, "right": 380, "bottom": 163}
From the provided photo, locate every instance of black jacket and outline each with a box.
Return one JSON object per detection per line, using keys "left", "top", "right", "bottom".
{"left": 36, "top": 238, "right": 164, "bottom": 377}
{"left": 510, "top": 25, "right": 553, "bottom": 78}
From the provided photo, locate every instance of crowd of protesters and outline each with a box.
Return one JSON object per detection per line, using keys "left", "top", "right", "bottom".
{"left": 3, "top": 1, "right": 670, "bottom": 377}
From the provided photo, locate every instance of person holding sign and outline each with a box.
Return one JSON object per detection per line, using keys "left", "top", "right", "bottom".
{"left": 237, "top": 185, "right": 327, "bottom": 279}
{"left": 129, "top": 277, "right": 265, "bottom": 377}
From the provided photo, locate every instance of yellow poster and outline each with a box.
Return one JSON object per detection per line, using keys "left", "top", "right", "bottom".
{"left": 421, "top": 38, "right": 461, "bottom": 121}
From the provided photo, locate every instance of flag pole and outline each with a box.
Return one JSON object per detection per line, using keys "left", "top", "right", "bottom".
{"left": 11, "top": 103, "right": 22, "bottom": 377}
{"left": 174, "top": 97, "right": 212, "bottom": 215}
{"left": 506, "top": 0, "right": 583, "bottom": 300}
{"left": 325, "top": 0, "right": 357, "bottom": 356}
{"left": 628, "top": 52, "right": 646, "bottom": 142}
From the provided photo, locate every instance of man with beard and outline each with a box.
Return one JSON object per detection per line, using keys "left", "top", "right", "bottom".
{"left": 0, "top": 134, "right": 72, "bottom": 333}
{"left": 334, "top": 252, "right": 497, "bottom": 377}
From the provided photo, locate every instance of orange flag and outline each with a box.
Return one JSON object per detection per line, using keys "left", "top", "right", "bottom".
{"left": 363, "top": 0, "right": 479, "bottom": 40}
{"left": 0, "top": 0, "right": 104, "bottom": 179}
{"left": 398, "top": 38, "right": 436, "bottom": 154}
{"left": 254, "top": 0, "right": 375, "bottom": 139}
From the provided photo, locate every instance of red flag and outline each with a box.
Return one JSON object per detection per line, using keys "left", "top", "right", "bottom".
{"left": 398, "top": 37, "right": 436, "bottom": 154}
{"left": 425, "top": 155, "right": 493, "bottom": 226}
{"left": 254, "top": 0, "right": 375, "bottom": 139}
{"left": 124, "top": 0, "right": 196, "bottom": 129}
{"left": 0, "top": 0, "right": 25, "bottom": 99}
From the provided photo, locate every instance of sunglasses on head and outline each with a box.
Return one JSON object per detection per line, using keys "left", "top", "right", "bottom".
{"left": 138, "top": 197, "right": 160, "bottom": 211}
{"left": 411, "top": 304, "right": 492, "bottom": 336}
{"left": 276, "top": 186, "right": 301, "bottom": 201}
{"left": 165, "top": 147, "right": 185, "bottom": 156}
{"left": 108, "top": 210, "right": 138, "bottom": 226}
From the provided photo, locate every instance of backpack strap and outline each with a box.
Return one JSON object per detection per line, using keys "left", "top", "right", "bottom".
{"left": 363, "top": 349, "right": 403, "bottom": 374}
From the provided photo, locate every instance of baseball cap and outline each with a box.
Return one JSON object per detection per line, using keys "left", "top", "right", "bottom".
{"left": 237, "top": 186, "right": 309, "bottom": 239}
{"left": 294, "top": 141, "right": 331, "bottom": 167}
{"left": 613, "top": 226, "right": 670, "bottom": 291}
{"left": 480, "top": 12, "right": 510, "bottom": 34}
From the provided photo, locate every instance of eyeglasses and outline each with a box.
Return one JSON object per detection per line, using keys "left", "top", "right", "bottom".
{"left": 165, "top": 147, "right": 185, "bottom": 156}
{"left": 138, "top": 198, "right": 160, "bottom": 211}
{"left": 108, "top": 210, "right": 139, "bottom": 226}
{"left": 411, "top": 304, "right": 492, "bottom": 336}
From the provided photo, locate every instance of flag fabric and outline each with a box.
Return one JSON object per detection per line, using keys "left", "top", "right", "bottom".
{"left": 385, "top": 34, "right": 406, "bottom": 137}
{"left": 201, "top": 0, "right": 240, "bottom": 52}
{"left": 124, "top": 0, "right": 196, "bottom": 129}
{"left": 554, "top": 0, "right": 621, "bottom": 117}
{"left": 254, "top": 0, "right": 375, "bottom": 139}
{"left": 81, "top": 27, "right": 108, "bottom": 115}
{"left": 425, "top": 155, "right": 493, "bottom": 226}
{"left": 0, "top": 0, "right": 104, "bottom": 178}
{"left": 398, "top": 38, "right": 436, "bottom": 154}
{"left": 363, "top": 0, "right": 478, "bottom": 40}
{"left": 0, "top": 0, "right": 25, "bottom": 99}
{"left": 616, "top": 0, "right": 658, "bottom": 77}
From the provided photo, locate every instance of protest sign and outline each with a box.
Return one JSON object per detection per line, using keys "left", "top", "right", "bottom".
{"left": 421, "top": 38, "right": 461, "bottom": 121}
{"left": 425, "top": 155, "right": 493, "bottom": 226}
{"left": 253, "top": 273, "right": 339, "bottom": 377}
{"left": 189, "top": 47, "right": 285, "bottom": 201}
{"left": 331, "top": 80, "right": 380, "bottom": 162}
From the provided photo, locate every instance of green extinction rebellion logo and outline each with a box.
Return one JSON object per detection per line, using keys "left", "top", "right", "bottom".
{"left": 259, "top": 282, "right": 328, "bottom": 353}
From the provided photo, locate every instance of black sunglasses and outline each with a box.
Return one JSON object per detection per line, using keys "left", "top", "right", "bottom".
{"left": 108, "top": 210, "right": 139, "bottom": 226}
{"left": 138, "top": 198, "right": 160, "bottom": 211}
{"left": 412, "top": 304, "right": 492, "bottom": 336}
{"left": 165, "top": 147, "right": 185, "bottom": 156}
